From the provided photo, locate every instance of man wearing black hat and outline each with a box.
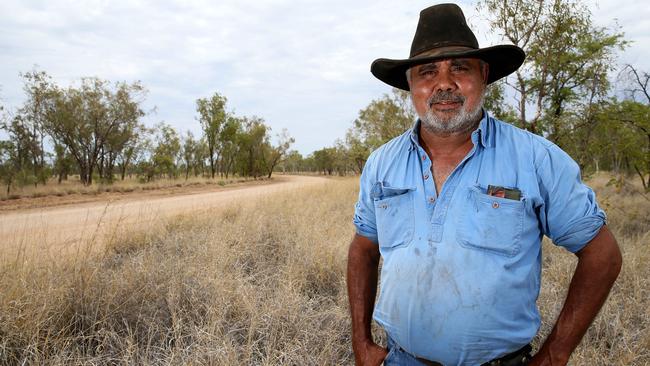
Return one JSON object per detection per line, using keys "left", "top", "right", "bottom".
{"left": 347, "top": 3, "right": 621, "bottom": 366}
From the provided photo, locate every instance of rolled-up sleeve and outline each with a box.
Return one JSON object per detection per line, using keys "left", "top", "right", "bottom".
{"left": 537, "top": 144, "right": 606, "bottom": 253}
{"left": 353, "top": 154, "right": 378, "bottom": 244}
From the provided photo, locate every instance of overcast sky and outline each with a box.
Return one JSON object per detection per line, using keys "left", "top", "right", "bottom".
{"left": 1, "top": 0, "right": 648, "bottom": 155}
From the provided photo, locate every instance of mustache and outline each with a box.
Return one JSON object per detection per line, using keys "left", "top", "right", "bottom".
{"left": 427, "top": 91, "right": 465, "bottom": 107}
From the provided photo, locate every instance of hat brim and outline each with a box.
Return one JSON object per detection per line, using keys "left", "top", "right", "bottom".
{"left": 370, "top": 45, "right": 525, "bottom": 91}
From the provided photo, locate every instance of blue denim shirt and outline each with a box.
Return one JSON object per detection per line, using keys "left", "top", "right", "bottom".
{"left": 353, "top": 113, "right": 605, "bottom": 366}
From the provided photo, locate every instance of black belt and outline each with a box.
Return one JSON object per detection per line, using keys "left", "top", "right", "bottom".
{"left": 415, "top": 344, "right": 533, "bottom": 366}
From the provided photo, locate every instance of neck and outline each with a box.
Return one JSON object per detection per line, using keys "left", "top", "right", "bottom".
{"left": 418, "top": 119, "right": 479, "bottom": 157}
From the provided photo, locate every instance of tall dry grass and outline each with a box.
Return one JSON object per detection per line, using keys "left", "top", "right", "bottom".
{"left": 0, "top": 175, "right": 648, "bottom": 365}
{"left": 0, "top": 179, "right": 356, "bottom": 365}
{"left": 533, "top": 174, "right": 650, "bottom": 365}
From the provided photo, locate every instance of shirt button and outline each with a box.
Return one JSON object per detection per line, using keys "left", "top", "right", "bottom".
{"left": 428, "top": 196, "right": 436, "bottom": 203}
{"left": 492, "top": 202, "right": 500, "bottom": 209}
{"left": 422, "top": 155, "right": 426, "bottom": 161}
{"left": 424, "top": 174, "right": 429, "bottom": 180}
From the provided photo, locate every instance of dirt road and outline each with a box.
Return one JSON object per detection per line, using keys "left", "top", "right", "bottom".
{"left": 0, "top": 175, "right": 329, "bottom": 261}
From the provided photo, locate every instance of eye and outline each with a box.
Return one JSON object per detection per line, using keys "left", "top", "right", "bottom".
{"left": 418, "top": 68, "right": 436, "bottom": 77}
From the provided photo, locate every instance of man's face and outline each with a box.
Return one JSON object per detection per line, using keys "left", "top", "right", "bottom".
{"left": 408, "top": 58, "right": 488, "bottom": 135}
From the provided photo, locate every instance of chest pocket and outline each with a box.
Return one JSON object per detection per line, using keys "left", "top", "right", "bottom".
{"left": 456, "top": 184, "right": 524, "bottom": 257}
{"left": 372, "top": 183, "right": 415, "bottom": 249}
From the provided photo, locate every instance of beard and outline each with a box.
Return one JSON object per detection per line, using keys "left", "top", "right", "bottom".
{"left": 416, "top": 89, "right": 485, "bottom": 135}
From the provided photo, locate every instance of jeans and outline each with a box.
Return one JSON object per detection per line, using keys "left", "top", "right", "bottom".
{"left": 383, "top": 336, "right": 530, "bottom": 366}
{"left": 384, "top": 336, "right": 438, "bottom": 366}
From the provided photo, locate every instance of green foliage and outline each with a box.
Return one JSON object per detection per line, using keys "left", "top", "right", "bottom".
{"left": 152, "top": 122, "right": 181, "bottom": 179}
{"left": 477, "top": 0, "right": 626, "bottom": 140}
{"left": 181, "top": 131, "right": 198, "bottom": 180}
{"left": 353, "top": 88, "right": 415, "bottom": 150}
{"left": 52, "top": 142, "right": 74, "bottom": 183}
{"left": 313, "top": 148, "right": 337, "bottom": 175}
{"left": 1, "top": 115, "right": 43, "bottom": 187}
{"left": 30, "top": 74, "right": 147, "bottom": 185}
{"left": 261, "top": 128, "right": 295, "bottom": 178}
{"left": 483, "top": 80, "right": 518, "bottom": 125}
{"left": 596, "top": 100, "right": 650, "bottom": 189}
{"left": 0, "top": 140, "right": 17, "bottom": 194}
{"left": 344, "top": 130, "right": 371, "bottom": 174}
{"left": 235, "top": 116, "right": 269, "bottom": 178}
{"left": 16, "top": 70, "right": 51, "bottom": 186}
{"left": 196, "top": 93, "right": 228, "bottom": 178}
{"left": 218, "top": 116, "right": 243, "bottom": 178}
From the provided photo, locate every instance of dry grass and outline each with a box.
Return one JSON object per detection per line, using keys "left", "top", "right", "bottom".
{"left": 533, "top": 173, "right": 650, "bottom": 365}
{"left": 0, "top": 179, "right": 356, "bottom": 365}
{"left": 0, "top": 175, "right": 648, "bottom": 365}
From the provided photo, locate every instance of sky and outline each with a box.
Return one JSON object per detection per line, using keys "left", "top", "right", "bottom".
{"left": 1, "top": 0, "right": 649, "bottom": 155}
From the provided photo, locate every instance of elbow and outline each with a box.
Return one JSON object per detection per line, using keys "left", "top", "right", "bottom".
{"left": 603, "top": 227, "right": 622, "bottom": 281}
{"left": 609, "top": 241, "right": 623, "bottom": 281}
{"left": 598, "top": 228, "right": 623, "bottom": 283}
{"left": 578, "top": 225, "right": 622, "bottom": 283}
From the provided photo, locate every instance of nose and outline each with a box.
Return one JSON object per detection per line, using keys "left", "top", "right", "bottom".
{"left": 435, "top": 69, "right": 456, "bottom": 92}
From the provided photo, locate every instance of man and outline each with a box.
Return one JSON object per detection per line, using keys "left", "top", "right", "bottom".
{"left": 347, "top": 4, "right": 622, "bottom": 366}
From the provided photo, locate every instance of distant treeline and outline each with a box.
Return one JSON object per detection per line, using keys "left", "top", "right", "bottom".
{"left": 0, "top": 71, "right": 297, "bottom": 193}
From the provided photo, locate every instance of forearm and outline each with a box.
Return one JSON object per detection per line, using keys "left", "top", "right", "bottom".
{"left": 347, "top": 234, "right": 381, "bottom": 345}
{"left": 534, "top": 226, "right": 622, "bottom": 365}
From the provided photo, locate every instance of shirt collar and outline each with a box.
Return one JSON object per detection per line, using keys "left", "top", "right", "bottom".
{"left": 408, "top": 109, "right": 493, "bottom": 151}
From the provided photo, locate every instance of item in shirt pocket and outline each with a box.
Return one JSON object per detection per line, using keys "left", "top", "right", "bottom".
{"left": 487, "top": 185, "right": 521, "bottom": 201}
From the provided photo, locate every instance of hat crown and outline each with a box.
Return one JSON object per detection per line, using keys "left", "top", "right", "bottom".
{"left": 410, "top": 3, "right": 479, "bottom": 57}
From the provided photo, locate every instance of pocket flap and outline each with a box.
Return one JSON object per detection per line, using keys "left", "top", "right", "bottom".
{"left": 371, "top": 182, "right": 415, "bottom": 200}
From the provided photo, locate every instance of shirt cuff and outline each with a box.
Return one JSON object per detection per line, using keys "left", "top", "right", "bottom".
{"left": 355, "top": 227, "right": 378, "bottom": 244}
{"left": 552, "top": 211, "right": 606, "bottom": 253}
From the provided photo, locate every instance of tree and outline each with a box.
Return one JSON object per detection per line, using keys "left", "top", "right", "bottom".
{"left": 1, "top": 115, "right": 43, "bottom": 187}
{"left": 482, "top": 80, "right": 518, "bottom": 124}
{"left": 477, "top": 0, "right": 626, "bottom": 144}
{"left": 99, "top": 118, "right": 145, "bottom": 183}
{"left": 277, "top": 150, "right": 304, "bottom": 173}
{"left": 40, "top": 77, "right": 146, "bottom": 185}
{"left": 115, "top": 124, "right": 148, "bottom": 181}
{"left": 17, "top": 70, "right": 52, "bottom": 186}
{"left": 181, "top": 131, "right": 198, "bottom": 180}
{"left": 218, "top": 115, "right": 243, "bottom": 179}
{"left": 621, "top": 64, "right": 650, "bottom": 105}
{"left": 600, "top": 100, "right": 650, "bottom": 190}
{"left": 152, "top": 122, "right": 181, "bottom": 179}
{"left": 345, "top": 129, "right": 372, "bottom": 173}
{"left": 236, "top": 116, "right": 269, "bottom": 178}
{"left": 196, "top": 93, "right": 228, "bottom": 178}
{"left": 313, "top": 148, "right": 337, "bottom": 175}
{"left": 353, "top": 88, "right": 415, "bottom": 150}
{"left": 616, "top": 65, "right": 650, "bottom": 189}
{"left": 0, "top": 140, "right": 18, "bottom": 194}
{"left": 261, "top": 128, "right": 294, "bottom": 178}
{"left": 52, "top": 142, "right": 75, "bottom": 183}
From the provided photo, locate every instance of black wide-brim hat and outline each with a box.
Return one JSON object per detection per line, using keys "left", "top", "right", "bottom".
{"left": 371, "top": 3, "right": 525, "bottom": 91}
